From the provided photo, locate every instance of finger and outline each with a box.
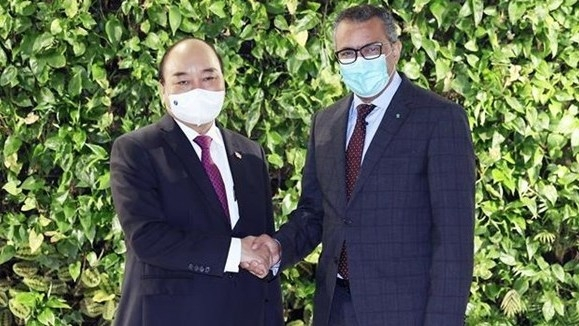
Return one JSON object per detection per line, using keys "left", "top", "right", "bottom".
{"left": 251, "top": 236, "right": 264, "bottom": 250}
{"left": 247, "top": 265, "right": 265, "bottom": 277}
{"left": 249, "top": 261, "right": 267, "bottom": 276}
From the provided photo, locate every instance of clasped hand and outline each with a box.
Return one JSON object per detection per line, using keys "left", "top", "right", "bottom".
{"left": 240, "top": 235, "right": 280, "bottom": 279}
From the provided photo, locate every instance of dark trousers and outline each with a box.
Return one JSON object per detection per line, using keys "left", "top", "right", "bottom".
{"left": 328, "top": 279, "right": 359, "bottom": 326}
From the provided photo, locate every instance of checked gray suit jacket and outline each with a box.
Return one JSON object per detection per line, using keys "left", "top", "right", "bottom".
{"left": 276, "top": 74, "right": 476, "bottom": 326}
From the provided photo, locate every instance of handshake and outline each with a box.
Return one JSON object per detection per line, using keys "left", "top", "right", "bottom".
{"left": 239, "top": 235, "right": 280, "bottom": 279}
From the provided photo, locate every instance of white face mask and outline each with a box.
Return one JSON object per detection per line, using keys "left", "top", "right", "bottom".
{"left": 168, "top": 88, "right": 225, "bottom": 125}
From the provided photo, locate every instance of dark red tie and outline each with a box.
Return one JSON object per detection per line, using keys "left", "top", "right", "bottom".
{"left": 338, "top": 104, "right": 375, "bottom": 279}
{"left": 194, "top": 135, "right": 230, "bottom": 222}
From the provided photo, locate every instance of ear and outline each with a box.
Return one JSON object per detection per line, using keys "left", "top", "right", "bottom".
{"left": 158, "top": 82, "right": 169, "bottom": 110}
{"left": 392, "top": 40, "right": 402, "bottom": 61}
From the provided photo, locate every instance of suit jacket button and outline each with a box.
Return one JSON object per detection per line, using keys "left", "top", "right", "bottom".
{"left": 188, "top": 264, "right": 194, "bottom": 271}
{"left": 205, "top": 267, "right": 210, "bottom": 273}
{"left": 345, "top": 219, "right": 352, "bottom": 225}
{"left": 199, "top": 266, "right": 205, "bottom": 273}
{"left": 194, "top": 265, "right": 200, "bottom": 272}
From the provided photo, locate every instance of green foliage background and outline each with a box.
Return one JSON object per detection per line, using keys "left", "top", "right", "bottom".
{"left": 1, "top": 0, "right": 578, "bottom": 324}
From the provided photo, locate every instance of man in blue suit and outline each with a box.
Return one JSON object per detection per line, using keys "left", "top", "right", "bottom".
{"left": 251, "top": 4, "right": 476, "bottom": 325}
{"left": 110, "top": 38, "right": 283, "bottom": 326}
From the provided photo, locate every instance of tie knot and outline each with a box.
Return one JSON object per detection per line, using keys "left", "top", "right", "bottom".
{"left": 194, "top": 135, "right": 212, "bottom": 150}
{"left": 356, "top": 104, "right": 375, "bottom": 120}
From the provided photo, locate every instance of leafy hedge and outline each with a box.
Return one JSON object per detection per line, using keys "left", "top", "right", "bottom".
{"left": 1, "top": 0, "right": 578, "bottom": 325}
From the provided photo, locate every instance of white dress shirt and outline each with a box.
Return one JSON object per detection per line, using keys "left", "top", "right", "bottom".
{"left": 175, "top": 119, "right": 242, "bottom": 273}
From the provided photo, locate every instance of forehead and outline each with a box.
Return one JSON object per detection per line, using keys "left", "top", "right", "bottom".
{"left": 334, "top": 17, "right": 388, "bottom": 50}
{"left": 163, "top": 40, "right": 221, "bottom": 77}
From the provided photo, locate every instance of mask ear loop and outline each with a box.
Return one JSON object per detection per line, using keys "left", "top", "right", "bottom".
{"left": 382, "top": 50, "right": 394, "bottom": 82}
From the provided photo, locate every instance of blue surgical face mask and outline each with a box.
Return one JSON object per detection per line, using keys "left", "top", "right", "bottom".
{"left": 339, "top": 53, "right": 392, "bottom": 98}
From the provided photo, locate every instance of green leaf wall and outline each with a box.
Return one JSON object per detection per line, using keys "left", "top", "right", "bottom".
{"left": 0, "top": 0, "right": 578, "bottom": 324}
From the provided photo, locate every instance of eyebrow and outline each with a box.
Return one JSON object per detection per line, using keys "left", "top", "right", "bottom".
{"left": 337, "top": 41, "right": 382, "bottom": 52}
{"left": 170, "top": 67, "right": 219, "bottom": 78}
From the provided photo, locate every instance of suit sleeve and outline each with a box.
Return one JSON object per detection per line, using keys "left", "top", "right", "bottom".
{"left": 275, "top": 112, "right": 324, "bottom": 270}
{"left": 110, "top": 134, "right": 231, "bottom": 276}
{"left": 424, "top": 105, "right": 476, "bottom": 325}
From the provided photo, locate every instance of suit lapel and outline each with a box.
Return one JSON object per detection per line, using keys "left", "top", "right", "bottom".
{"left": 323, "top": 96, "right": 352, "bottom": 208}
{"left": 158, "top": 115, "right": 228, "bottom": 223}
{"left": 349, "top": 78, "right": 412, "bottom": 202}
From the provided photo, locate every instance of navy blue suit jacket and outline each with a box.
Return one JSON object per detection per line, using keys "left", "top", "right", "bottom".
{"left": 110, "top": 115, "right": 283, "bottom": 326}
{"left": 276, "top": 75, "right": 476, "bottom": 325}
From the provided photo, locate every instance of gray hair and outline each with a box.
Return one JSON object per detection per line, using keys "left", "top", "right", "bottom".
{"left": 333, "top": 4, "right": 399, "bottom": 43}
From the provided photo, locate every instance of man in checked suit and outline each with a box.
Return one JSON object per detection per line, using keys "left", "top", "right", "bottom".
{"left": 250, "top": 4, "right": 476, "bottom": 325}
{"left": 110, "top": 38, "right": 283, "bottom": 325}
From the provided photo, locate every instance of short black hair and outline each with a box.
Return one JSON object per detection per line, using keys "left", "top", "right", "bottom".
{"left": 158, "top": 37, "right": 224, "bottom": 84}
{"left": 334, "top": 4, "right": 399, "bottom": 43}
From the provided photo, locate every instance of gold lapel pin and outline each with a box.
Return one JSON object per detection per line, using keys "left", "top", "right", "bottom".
{"left": 234, "top": 152, "right": 242, "bottom": 159}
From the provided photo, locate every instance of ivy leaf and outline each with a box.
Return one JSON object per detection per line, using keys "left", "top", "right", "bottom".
{"left": 292, "top": 30, "right": 308, "bottom": 47}
{"left": 413, "top": 0, "right": 430, "bottom": 12}
{"left": 470, "top": 0, "right": 484, "bottom": 26}
{"left": 169, "top": 6, "right": 182, "bottom": 35}
{"left": 33, "top": 32, "right": 55, "bottom": 52}
{"left": 430, "top": 0, "right": 447, "bottom": 27}
{"left": 499, "top": 253, "right": 517, "bottom": 266}
{"left": 542, "top": 298, "right": 555, "bottom": 321}
{"left": 267, "top": 153, "right": 283, "bottom": 169}
{"left": 402, "top": 60, "right": 422, "bottom": 80}
{"left": 0, "top": 245, "right": 16, "bottom": 265}
{"left": 508, "top": 1, "right": 527, "bottom": 25}
{"left": 91, "top": 63, "right": 109, "bottom": 89}
{"left": 0, "top": 65, "right": 18, "bottom": 86}
{"left": 538, "top": 184, "right": 558, "bottom": 206}
{"left": 286, "top": 0, "right": 298, "bottom": 15}
{"left": 209, "top": 2, "right": 226, "bottom": 18}
{"left": 551, "top": 264, "right": 565, "bottom": 283}
{"left": 3, "top": 135, "right": 22, "bottom": 157}
{"left": 571, "top": 129, "right": 579, "bottom": 148}
{"left": 28, "top": 229, "right": 44, "bottom": 254}
{"left": 3, "top": 180, "right": 22, "bottom": 196}
{"left": 69, "top": 68, "right": 83, "bottom": 97}
{"left": 85, "top": 144, "right": 108, "bottom": 160}
{"left": 46, "top": 297, "right": 71, "bottom": 309}
{"left": 105, "top": 18, "right": 123, "bottom": 46}
{"left": 62, "top": 0, "right": 79, "bottom": 17}
{"left": 44, "top": 50, "right": 66, "bottom": 68}
{"left": 69, "top": 262, "right": 81, "bottom": 282}
{"left": 21, "top": 197, "right": 37, "bottom": 212}
{"left": 92, "top": 290, "right": 115, "bottom": 303}
{"left": 37, "top": 308, "right": 56, "bottom": 326}
{"left": 0, "top": 47, "right": 7, "bottom": 66}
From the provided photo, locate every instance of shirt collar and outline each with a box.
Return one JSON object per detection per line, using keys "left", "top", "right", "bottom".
{"left": 351, "top": 71, "right": 402, "bottom": 111}
{"left": 174, "top": 119, "right": 225, "bottom": 148}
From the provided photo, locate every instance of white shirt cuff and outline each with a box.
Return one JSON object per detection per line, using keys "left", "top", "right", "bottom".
{"left": 224, "top": 237, "right": 241, "bottom": 273}
{"left": 270, "top": 261, "right": 280, "bottom": 276}
{"left": 269, "top": 239, "right": 282, "bottom": 275}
